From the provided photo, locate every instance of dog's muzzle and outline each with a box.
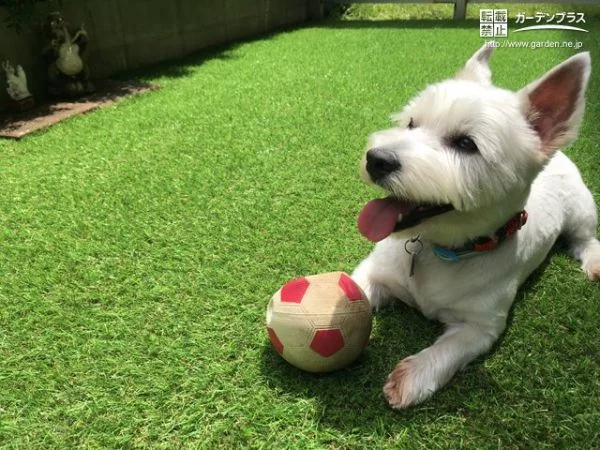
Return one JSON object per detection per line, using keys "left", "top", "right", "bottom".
{"left": 366, "top": 148, "right": 401, "bottom": 183}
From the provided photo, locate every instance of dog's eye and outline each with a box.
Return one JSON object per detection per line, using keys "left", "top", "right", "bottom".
{"left": 451, "top": 135, "right": 478, "bottom": 154}
{"left": 408, "top": 118, "right": 416, "bottom": 129}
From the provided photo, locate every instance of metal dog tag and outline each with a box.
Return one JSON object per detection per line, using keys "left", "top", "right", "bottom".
{"left": 405, "top": 236, "right": 423, "bottom": 277}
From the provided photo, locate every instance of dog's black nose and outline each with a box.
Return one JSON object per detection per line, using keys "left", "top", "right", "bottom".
{"left": 366, "top": 148, "right": 401, "bottom": 182}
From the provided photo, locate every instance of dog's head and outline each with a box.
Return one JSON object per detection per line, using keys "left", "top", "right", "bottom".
{"left": 358, "top": 45, "right": 591, "bottom": 247}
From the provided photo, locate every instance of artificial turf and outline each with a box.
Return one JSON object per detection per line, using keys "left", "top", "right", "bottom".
{"left": 0, "top": 4, "right": 599, "bottom": 448}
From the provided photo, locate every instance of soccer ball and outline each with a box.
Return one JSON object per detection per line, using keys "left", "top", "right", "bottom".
{"left": 266, "top": 272, "right": 372, "bottom": 373}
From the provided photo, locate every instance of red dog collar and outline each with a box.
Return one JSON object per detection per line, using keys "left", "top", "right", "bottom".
{"left": 432, "top": 211, "right": 528, "bottom": 261}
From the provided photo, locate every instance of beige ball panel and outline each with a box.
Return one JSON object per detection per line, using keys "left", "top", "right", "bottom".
{"left": 266, "top": 297, "right": 274, "bottom": 326}
{"left": 298, "top": 281, "right": 344, "bottom": 315}
{"left": 269, "top": 289, "right": 308, "bottom": 315}
{"left": 306, "top": 271, "right": 345, "bottom": 284}
{"left": 281, "top": 342, "right": 362, "bottom": 373}
{"left": 300, "top": 272, "right": 370, "bottom": 316}
{"left": 317, "top": 297, "right": 371, "bottom": 317}
{"left": 268, "top": 310, "right": 313, "bottom": 349}
{"left": 339, "top": 311, "right": 372, "bottom": 348}
{"left": 300, "top": 313, "right": 348, "bottom": 328}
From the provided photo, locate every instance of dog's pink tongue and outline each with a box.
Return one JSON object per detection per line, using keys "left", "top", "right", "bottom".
{"left": 358, "top": 198, "right": 411, "bottom": 242}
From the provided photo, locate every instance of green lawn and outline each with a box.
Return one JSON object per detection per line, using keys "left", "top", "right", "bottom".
{"left": 1, "top": 5, "right": 599, "bottom": 448}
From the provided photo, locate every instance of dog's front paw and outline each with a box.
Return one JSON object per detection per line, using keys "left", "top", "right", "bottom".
{"left": 383, "top": 356, "right": 436, "bottom": 409}
{"left": 383, "top": 357, "right": 415, "bottom": 409}
{"left": 366, "top": 288, "right": 393, "bottom": 311}
{"left": 350, "top": 272, "right": 393, "bottom": 311}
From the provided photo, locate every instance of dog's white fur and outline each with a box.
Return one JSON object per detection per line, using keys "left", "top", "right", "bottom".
{"left": 352, "top": 45, "right": 600, "bottom": 409}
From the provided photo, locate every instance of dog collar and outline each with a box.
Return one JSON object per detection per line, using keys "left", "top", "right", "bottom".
{"left": 432, "top": 210, "right": 528, "bottom": 262}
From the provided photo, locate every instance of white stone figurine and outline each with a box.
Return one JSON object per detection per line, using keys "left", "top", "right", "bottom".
{"left": 2, "top": 61, "right": 32, "bottom": 101}
{"left": 56, "top": 24, "right": 85, "bottom": 76}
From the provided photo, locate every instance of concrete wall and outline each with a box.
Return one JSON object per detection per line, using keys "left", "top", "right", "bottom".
{"left": 0, "top": 0, "right": 320, "bottom": 111}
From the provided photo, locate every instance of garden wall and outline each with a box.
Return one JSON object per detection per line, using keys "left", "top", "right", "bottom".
{"left": 0, "top": 0, "right": 321, "bottom": 111}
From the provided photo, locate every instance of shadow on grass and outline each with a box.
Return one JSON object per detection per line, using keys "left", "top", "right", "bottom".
{"left": 111, "top": 44, "right": 241, "bottom": 82}
{"left": 112, "top": 23, "right": 313, "bottom": 82}
{"left": 259, "top": 244, "right": 563, "bottom": 432}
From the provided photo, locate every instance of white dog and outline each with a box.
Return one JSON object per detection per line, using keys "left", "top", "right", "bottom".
{"left": 352, "top": 45, "right": 599, "bottom": 409}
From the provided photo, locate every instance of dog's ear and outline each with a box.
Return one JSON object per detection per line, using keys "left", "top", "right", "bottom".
{"left": 455, "top": 43, "right": 494, "bottom": 85}
{"left": 519, "top": 52, "right": 591, "bottom": 157}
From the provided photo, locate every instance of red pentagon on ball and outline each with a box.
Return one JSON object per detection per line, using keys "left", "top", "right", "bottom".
{"left": 267, "top": 327, "right": 284, "bottom": 354}
{"left": 280, "top": 277, "right": 310, "bottom": 303}
{"left": 337, "top": 273, "right": 364, "bottom": 301}
{"left": 310, "top": 328, "right": 345, "bottom": 357}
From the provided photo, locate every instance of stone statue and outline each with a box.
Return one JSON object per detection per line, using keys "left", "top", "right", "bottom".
{"left": 43, "top": 12, "right": 95, "bottom": 97}
{"left": 2, "top": 60, "right": 32, "bottom": 101}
